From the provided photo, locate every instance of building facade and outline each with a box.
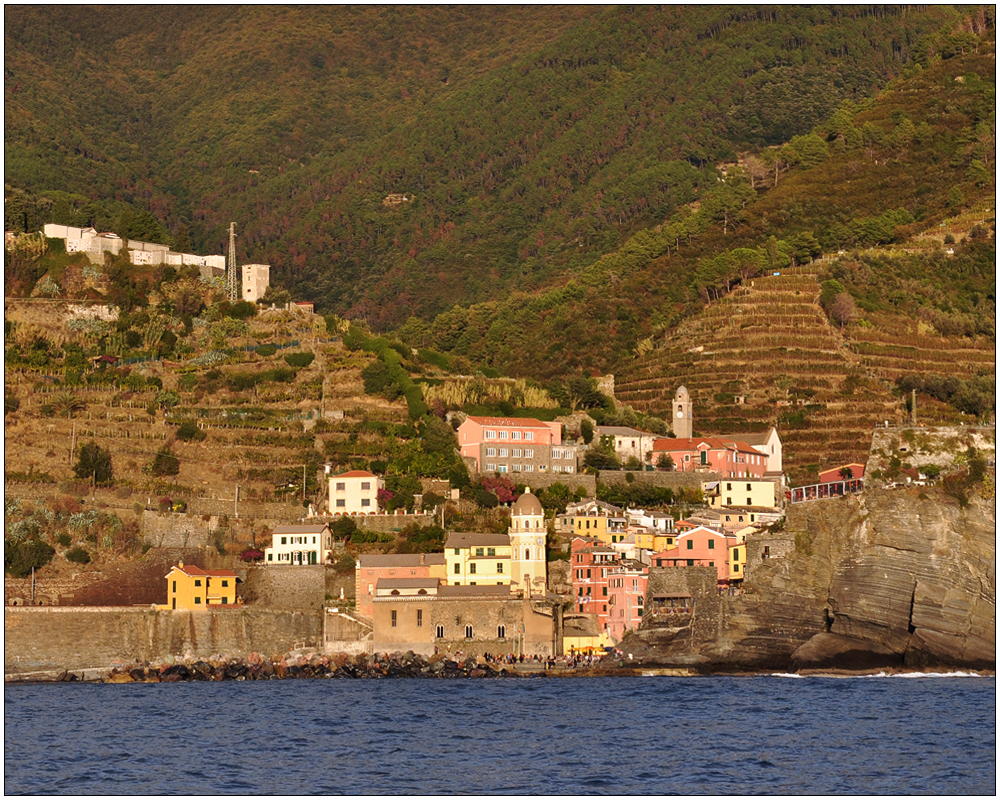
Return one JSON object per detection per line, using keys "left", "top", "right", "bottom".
{"left": 163, "top": 562, "right": 238, "bottom": 609}
{"left": 457, "top": 416, "right": 579, "bottom": 475}
{"left": 241, "top": 263, "right": 270, "bottom": 303}
{"left": 355, "top": 553, "right": 447, "bottom": 619}
{"left": 445, "top": 532, "right": 512, "bottom": 587}
{"left": 264, "top": 523, "right": 334, "bottom": 565}
{"left": 328, "top": 470, "right": 384, "bottom": 515}
{"left": 652, "top": 437, "right": 768, "bottom": 478}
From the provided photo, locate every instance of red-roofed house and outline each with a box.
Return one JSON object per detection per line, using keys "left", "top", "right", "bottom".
{"left": 652, "top": 437, "right": 768, "bottom": 478}
{"left": 818, "top": 463, "right": 865, "bottom": 483}
{"left": 164, "top": 562, "right": 238, "bottom": 610}
{"left": 328, "top": 470, "right": 384, "bottom": 514}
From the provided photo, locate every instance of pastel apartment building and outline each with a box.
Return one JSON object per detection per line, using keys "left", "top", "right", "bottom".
{"left": 606, "top": 565, "right": 649, "bottom": 641}
{"left": 457, "top": 416, "right": 579, "bottom": 475}
{"left": 328, "top": 470, "right": 384, "bottom": 515}
{"left": 163, "top": 562, "right": 238, "bottom": 610}
{"left": 651, "top": 437, "right": 768, "bottom": 478}
{"left": 556, "top": 499, "right": 629, "bottom": 543}
{"left": 652, "top": 526, "right": 737, "bottom": 584}
{"left": 594, "top": 425, "right": 658, "bottom": 466}
{"left": 703, "top": 478, "right": 779, "bottom": 511}
{"left": 445, "top": 532, "right": 512, "bottom": 587}
{"left": 264, "top": 523, "right": 333, "bottom": 565}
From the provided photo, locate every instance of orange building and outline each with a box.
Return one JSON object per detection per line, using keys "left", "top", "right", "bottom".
{"left": 164, "top": 562, "right": 239, "bottom": 610}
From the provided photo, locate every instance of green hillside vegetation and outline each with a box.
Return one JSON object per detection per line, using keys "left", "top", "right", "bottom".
{"left": 5, "top": 5, "right": 980, "bottom": 323}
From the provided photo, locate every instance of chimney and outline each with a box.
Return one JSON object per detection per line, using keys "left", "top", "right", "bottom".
{"left": 420, "top": 554, "right": 425, "bottom": 565}
{"left": 178, "top": 561, "right": 184, "bottom": 569}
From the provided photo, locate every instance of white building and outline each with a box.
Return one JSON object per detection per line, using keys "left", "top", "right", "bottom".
{"left": 241, "top": 263, "right": 270, "bottom": 303}
{"left": 594, "top": 425, "right": 658, "bottom": 467}
{"left": 264, "top": 523, "right": 333, "bottom": 565}
{"left": 329, "top": 470, "right": 384, "bottom": 515}
{"left": 508, "top": 490, "right": 548, "bottom": 597}
{"left": 740, "top": 427, "right": 783, "bottom": 475}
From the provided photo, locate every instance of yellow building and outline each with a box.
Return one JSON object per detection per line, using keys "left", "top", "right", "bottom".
{"left": 703, "top": 478, "right": 778, "bottom": 510}
{"left": 445, "top": 532, "right": 512, "bottom": 586}
{"left": 728, "top": 541, "right": 746, "bottom": 583}
{"left": 631, "top": 528, "right": 677, "bottom": 552}
{"left": 164, "top": 562, "right": 238, "bottom": 610}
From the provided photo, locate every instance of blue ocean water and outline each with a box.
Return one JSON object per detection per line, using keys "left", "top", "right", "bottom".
{"left": 4, "top": 674, "right": 995, "bottom": 795}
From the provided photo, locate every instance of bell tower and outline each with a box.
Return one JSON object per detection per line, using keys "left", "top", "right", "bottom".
{"left": 673, "top": 385, "right": 693, "bottom": 439}
{"left": 508, "top": 490, "right": 547, "bottom": 597}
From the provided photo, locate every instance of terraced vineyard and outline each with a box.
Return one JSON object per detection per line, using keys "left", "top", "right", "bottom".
{"left": 616, "top": 257, "right": 993, "bottom": 485}
{"left": 4, "top": 305, "right": 409, "bottom": 506}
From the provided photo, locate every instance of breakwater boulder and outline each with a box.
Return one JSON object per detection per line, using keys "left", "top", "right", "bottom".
{"left": 93, "top": 651, "right": 522, "bottom": 682}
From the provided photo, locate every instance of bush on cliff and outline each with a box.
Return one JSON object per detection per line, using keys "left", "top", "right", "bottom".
{"left": 65, "top": 546, "right": 92, "bottom": 565}
{"left": 4, "top": 538, "right": 55, "bottom": 577}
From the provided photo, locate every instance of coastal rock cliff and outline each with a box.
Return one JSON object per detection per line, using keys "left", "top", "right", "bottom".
{"left": 622, "top": 486, "right": 995, "bottom": 671}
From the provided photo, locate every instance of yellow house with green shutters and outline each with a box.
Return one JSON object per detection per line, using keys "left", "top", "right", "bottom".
{"left": 445, "top": 532, "right": 512, "bottom": 586}
{"left": 163, "top": 562, "right": 239, "bottom": 610}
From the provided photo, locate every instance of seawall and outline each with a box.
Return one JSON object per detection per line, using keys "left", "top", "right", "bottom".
{"left": 4, "top": 606, "right": 322, "bottom": 679}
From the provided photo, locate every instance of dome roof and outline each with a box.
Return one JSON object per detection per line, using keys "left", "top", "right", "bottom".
{"left": 511, "top": 490, "right": 543, "bottom": 517}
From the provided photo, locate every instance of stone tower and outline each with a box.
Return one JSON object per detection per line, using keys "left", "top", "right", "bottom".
{"left": 508, "top": 490, "right": 547, "bottom": 597}
{"left": 673, "top": 386, "right": 693, "bottom": 439}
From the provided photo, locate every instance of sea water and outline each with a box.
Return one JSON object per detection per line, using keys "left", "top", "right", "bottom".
{"left": 4, "top": 674, "right": 995, "bottom": 795}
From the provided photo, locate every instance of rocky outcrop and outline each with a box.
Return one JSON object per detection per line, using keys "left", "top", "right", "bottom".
{"left": 621, "top": 485, "right": 995, "bottom": 671}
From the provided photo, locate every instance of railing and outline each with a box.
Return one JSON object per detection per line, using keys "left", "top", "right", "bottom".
{"left": 789, "top": 479, "right": 864, "bottom": 504}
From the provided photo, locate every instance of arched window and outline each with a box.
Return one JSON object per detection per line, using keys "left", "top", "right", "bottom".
{"left": 435, "top": 625, "right": 444, "bottom": 638}
{"left": 390, "top": 589, "right": 400, "bottom": 595}
{"left": 525, "top": 548, "right": 530, "bottom": 560}
{"left": 497, "top": 625, "right": 506, "bottom": 639}
{"left": 465, "top": 625, "right": 473, "bottom": 639}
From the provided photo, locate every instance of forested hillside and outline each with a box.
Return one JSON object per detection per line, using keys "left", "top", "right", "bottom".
{"left": 6, "top": 4, "right": 984, "bottom": 329}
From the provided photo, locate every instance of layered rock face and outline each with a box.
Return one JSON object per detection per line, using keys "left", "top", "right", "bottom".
{"left": 622, "top": 486, "right": 995, "bottom": 671}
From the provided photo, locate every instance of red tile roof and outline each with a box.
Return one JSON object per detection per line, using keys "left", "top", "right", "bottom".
{"left": 334, "top": 470, "right": 378, "bottom": 478}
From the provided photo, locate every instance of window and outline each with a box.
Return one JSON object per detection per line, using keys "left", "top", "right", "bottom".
{"left": 586, "top": 569, "right": 591, "bottom": 578}
{"left": 512, "top": 449, "right": 522, "bottom": 458}
{"left": 454, "top": 564, "right": 461, "bottom": 574}
{"left": 524, "top": 464, "right": 533, "bottom": 472}
{"left": 486, "top": 448, "right": 496, "bottom": 457}
{"left": 733, "top": 549, "right": 740, "bottom": 560}
{"left": 499, "top": 430, "right": 508, "bottom": 440}
{"left": 361, "top": 481, "right": 370, "bottom": 490}
{"left": 336, "top": 482, "right": 345, "bottom": 490}
{"left": 498, "top": 625, "right": 506, "bottom": 638}
{"left": 498, "top": 465, "right": 507, "bottom": 473}
{"left": 524, "top": 432, "right": 533, "bottom": 441}
{"left": 747, "top": 497, "right": 753, "bottom": 506}
{"left": 512, "top": 431, "right": 521, "bottom": 440}
{"left": 485, "top": 430, "right": 496, "bottom": 439}
{"left": 454, "top": 548, "right": 461, "bottom": 555}
{"left": 281, "top": 537, "right": 287, "bottom": 545}
{"left": 436, "top": 625, "right": 444, "bottom": 638}
{"left": 524, "top": 449, "right": 533, "bottom": 458}
{"left": 361, "top": 499, "right": 371, "bottom": 507}
{"left": 172, "top": 581, "right": 176, "bottom": 592}
{"left": 733, "top": 564, "right": 740, "bottom": 573}
{"left": 687, "top": 559, "right": 694, "bottom": 566}
{"left": 499, "top": 448, "right": 508, "bottom": 457}
{"left": 497, "top": 562, "right": 503, "bottom": 574}
{"left": 194, "top": 579, "right": 202, "bottom": 586}
{"left": 221, "top": 580, "right": 229, "bottom": 587}
{"left": 747, "top": 484, "right": 752, "bottom": 491}
{"left": 465, "top": 625, "right": 473, "bottom": 638}
{"left": 602, "top": 587, "right": 608, "bottom": 596}
{"left": 708, "top": 540, "right": 715, "bottom": 550}
{"left": 726, "top": 483, "right": 732, "bottom": 491}
{"left": 486, "top": 464, "right": 496, "bottom": 472}
{"left": 487, "top": 547, "right": 496, "bottom": 557}
{"left": 336, "top": 499, "right": 345, "bottom": 508}
{"left": 686, "top": 540, "right": 693, "bottom": 550}
{"left": 475, "top": 548, "right": 484, "bottom": 557}
{"left": 221, "top": 598, "right": 227, "bottom": 604}
{"left": 194, "top": 597, "right": 201, "bottom": 604}
{"left": 470, "top": 563, "right": 477, "bottom": 574}
{"left": 391, "top": 610, "right": 397, "bottom": 627}
{"left": 416, "top": 610, "right": 423, "bottom": 627}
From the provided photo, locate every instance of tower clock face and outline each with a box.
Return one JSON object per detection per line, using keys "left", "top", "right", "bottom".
{"left": 535, "top": 537, "right": 544, "bottom": 546}
{"left": 677, "top": 410, "right": 684, "bottom": 418}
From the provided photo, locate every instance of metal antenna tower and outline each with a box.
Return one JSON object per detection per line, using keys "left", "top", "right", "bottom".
{"left": 226, "top": 222, "right": 239, "bottom": 302}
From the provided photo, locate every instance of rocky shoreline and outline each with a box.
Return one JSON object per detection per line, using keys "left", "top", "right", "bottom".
{"left": 6, "top": 650, "right": 993, "bottom": 684}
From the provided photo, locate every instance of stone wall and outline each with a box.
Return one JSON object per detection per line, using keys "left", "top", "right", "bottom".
{"left": 600, "top": 470, "right": 716, "bottom": 491}
{"left": 642, "top": 566, "right": 723, "bottom": 647}
{"left": 4, "top": 606, "right": 322, "bottom": 678}
{"left": 241, "top": 565, "right": 326, "bottom": 609}
{"left": 518, "top": 473, "right": 596, "bottom": 494}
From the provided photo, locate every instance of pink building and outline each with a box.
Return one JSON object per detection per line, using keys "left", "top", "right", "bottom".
{"left": 818, "top": 463, "right": 865, "bottom": 483}
{"left": 355, "top": 553, "right": 446, "bottom": 619}
{"left": 606, "top": 564, "right": 649, "bottom": 642}
{"left": 457, "top": 416, "right": 578, "bottom": 475}
{"left": 570, "top": 537, "right": 619, "bottom": 630}
{"left": 652, "top": 437, "right": 768, "bottom": 479}
{"left": 652, "top": 525, "right": 736, "bottom": 584}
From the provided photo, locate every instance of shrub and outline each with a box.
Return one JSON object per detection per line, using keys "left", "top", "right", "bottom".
{"left": 240, "top": 548, "right": 265, "bottom": 562}
{"left": 5, "top": 539, "right": 55, "bottom": 577}
{"left": 176, "top": 420, "right": 207, "bottom": 442}
{"left": 284, "top": 351, "right": 315, "bottom": 368}
{"left": 255, "top": 344, "right": 277, "bottom": 357}
{"left": 65, "top": 546, "right": 91, "bottom": 565}
{"left": 56, "top": 532, "right": 71, "bottom": 547}
{"left": 149, "top": 446, "right": 180, "bottom": 477}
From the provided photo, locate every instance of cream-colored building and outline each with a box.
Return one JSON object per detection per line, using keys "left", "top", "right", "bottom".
{"left": 241, "top": 263, "right": 270, "bottom": 303}
{"left": 329, "top": 470, "right": 383, "bottom": 515}
{"left": 703, "top": 478, "right": 778, "bottom": 510}
{"left": 264, "top": 523, "right": 333, "bottom": 565}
